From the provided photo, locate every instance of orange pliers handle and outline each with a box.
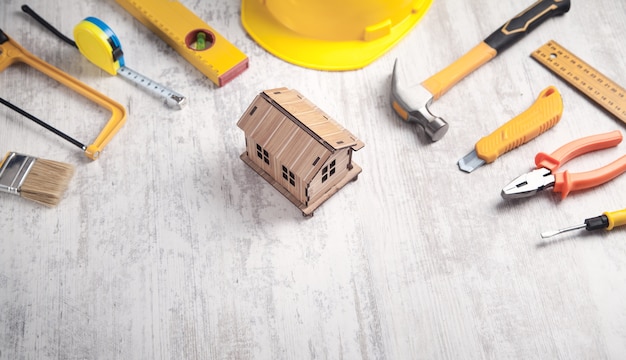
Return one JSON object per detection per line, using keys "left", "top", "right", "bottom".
{"left": 535, "top": 130, "right": 626, "bottom": 198}
{"left": 0, "top": 31, "right": 126, "bottom": 160}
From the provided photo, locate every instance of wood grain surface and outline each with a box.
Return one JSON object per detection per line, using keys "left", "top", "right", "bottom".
{"left": 1, "top": 0, "right": 626, "bottom": 359}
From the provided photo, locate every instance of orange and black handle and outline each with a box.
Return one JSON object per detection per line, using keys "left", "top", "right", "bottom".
{"left": 422, "top": 0, "right": 570, "bottom": 100}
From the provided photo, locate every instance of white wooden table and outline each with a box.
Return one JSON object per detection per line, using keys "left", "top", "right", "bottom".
{"left": 2, "top": 1, "right": 626, "bottom": 358}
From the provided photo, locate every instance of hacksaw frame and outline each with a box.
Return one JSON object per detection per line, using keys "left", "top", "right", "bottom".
{"left": 0, "top": 29, "right": 126, "bottom": 160}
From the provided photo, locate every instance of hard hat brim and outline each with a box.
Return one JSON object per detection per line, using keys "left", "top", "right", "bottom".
{"left": 241, "top": 0, "right": 434, "bottom": 71}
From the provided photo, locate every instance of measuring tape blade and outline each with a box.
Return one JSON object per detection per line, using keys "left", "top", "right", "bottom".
{"left": 532, "top": 40, "right": 626, "bottom": 124}
{"left": 118, "top": 66, "right": 187, "bottom": 109}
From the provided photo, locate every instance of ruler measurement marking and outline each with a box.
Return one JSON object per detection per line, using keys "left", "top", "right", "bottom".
{"left": 532, "top": 41, "right": 626, "bottom": 124}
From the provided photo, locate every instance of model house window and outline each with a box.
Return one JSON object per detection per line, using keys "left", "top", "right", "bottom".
{"left": 282, "top": 165, "right": 295, "bottom": 186}
{"left": 321, "top": 160, "right": 336, "bottom": 183}
{"left": 256, "top": 144, "right": 270, "bottom": 165}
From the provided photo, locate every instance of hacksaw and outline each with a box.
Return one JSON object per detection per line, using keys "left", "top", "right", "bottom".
{"left": 0, "top": 30, "right": 126, "bottom": 160}
{"left": 115, "top": 0, "right": 249, "bottom": 87}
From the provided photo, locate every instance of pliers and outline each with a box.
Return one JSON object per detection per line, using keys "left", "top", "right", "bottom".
{"left": 501, "top": 130, "right": 626, "bottom": 199}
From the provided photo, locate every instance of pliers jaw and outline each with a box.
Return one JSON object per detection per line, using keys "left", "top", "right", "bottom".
{"left": 501, "top": 167, "right": 556, "bottom": 199}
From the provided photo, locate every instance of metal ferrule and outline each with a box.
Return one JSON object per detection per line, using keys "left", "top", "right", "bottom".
{"left": 0, "top": 152, "right": 36, "bottom": 195}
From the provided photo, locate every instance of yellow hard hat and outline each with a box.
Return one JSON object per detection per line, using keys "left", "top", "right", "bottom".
{"left": 241, "top": 0, "right": 433, "bottom": 71}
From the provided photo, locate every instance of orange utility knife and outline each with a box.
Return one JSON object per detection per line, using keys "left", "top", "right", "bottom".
{"left": 458, "top": 86, "right": 563, "bottom": 172}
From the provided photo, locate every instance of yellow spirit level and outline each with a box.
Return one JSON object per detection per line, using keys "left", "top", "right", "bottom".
{"left": 115, "top": 0, "right": 249, "bottom": 87}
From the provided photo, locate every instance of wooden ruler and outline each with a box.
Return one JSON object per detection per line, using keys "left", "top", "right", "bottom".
{"left": 532, "top": 40, "right": 626, "bottom": 124}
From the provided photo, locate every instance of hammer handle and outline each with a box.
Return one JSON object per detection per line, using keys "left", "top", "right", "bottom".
{"left": 484, "top": 0, "right": 571, "bottom": 53}
{"left": 422, "top": 0, "right": 570, "bottom": 100}
{"left": 421, "top": 42, "right": 496, "bottom": 100}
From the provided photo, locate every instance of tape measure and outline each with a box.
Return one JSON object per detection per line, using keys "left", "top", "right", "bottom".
{"left": 532, "top": 40, "right": 626, "bottom": 124}
{"left": 74, "top": 17, "right": 187, "bottom": 109}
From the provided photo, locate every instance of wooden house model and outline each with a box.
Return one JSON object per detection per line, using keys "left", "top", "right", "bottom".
{"left": 237, "top": 87, "right": 365, "bottom": 216}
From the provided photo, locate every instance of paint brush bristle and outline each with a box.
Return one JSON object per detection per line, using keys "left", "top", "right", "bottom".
{"left": 19, "top": 158, "right": 74, "bottom": 206}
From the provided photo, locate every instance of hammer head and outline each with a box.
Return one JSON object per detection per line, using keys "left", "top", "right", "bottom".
{"left": 391, "top": 59, "right": 448, "bottom": 141}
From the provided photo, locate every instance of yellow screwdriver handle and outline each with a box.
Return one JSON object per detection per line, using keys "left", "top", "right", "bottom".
{"left": 605, "top": 208, "right": 626, "bottom": 231}
{"left": 475, "top": 86, "right": 563, "bottom": 163}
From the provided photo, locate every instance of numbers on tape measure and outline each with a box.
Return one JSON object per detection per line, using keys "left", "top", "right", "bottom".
{"left": 117, "top": 66, "right": 187, "bottom": 109}
{"left": 532, "top": 40, "right": 626, "bottom": 124}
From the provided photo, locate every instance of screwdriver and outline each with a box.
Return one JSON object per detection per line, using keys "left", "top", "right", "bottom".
{"left": 541, "top": 208, "right": 626, "bottom": 239}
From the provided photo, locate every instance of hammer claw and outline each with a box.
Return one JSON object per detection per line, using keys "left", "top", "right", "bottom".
{"left": 391, "top": 59, "right": 449, "bottom": 142}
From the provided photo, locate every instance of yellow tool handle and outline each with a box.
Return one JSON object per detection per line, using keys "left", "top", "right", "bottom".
{"left": 475, "top": 86, "right": 563, "bottom": 163}
{"left": 605, "top": 208, "right": 626, "bottom": 231}
{"left": 421, "top": 0, "right": 570, "bottom": 100}
{"left": 0, "top": 33, "right": 126, "bottom": 160}
{"left": 421, "top": 42, "right": 496, "bottom": 100}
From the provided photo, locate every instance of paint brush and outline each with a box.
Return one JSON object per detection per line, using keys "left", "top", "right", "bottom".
{"left": 0, "top": 152, "right": 74, "bottom": 206}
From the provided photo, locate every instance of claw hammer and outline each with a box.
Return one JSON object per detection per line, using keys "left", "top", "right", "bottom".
{"left": 391, "top": 0, "right": 570, "bottom": 141}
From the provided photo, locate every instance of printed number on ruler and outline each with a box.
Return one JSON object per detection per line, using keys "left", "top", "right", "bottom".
{"left": 532, "top": 40, "right": 626, "bottom": 124}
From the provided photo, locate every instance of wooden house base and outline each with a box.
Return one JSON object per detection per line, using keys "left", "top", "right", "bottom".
{"left": 240, "top": 153, "right": 362, "bottom": 217}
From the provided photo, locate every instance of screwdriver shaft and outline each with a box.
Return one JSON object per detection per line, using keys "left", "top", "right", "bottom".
{"left": 541, "top": 223, "right": 586, "bottom": 239}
